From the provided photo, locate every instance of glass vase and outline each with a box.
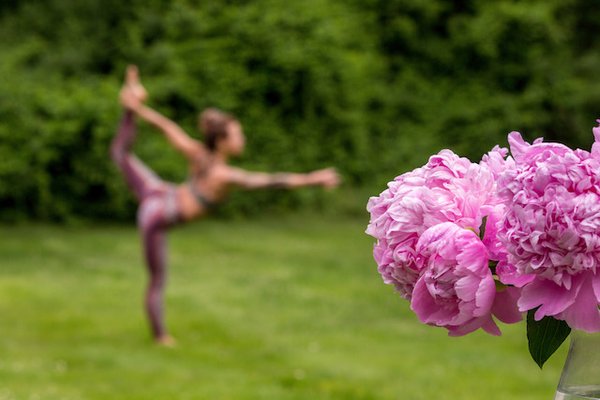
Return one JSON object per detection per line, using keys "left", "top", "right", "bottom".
{"left": 554, "top": 330, "right": 600, "bottom": 400}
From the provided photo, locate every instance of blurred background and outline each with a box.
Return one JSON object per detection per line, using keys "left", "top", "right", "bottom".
{"left": 2, "top": 0, "right": 600, "bottom": 222}
{"left": 1, "top": 1, "right": 599, "bottom": 399}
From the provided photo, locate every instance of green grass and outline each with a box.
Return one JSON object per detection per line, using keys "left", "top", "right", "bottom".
{"left": 0, "top": 214, "right": 565, "bottom": 399}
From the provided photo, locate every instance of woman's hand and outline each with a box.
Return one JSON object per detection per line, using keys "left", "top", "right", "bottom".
{"left": 308, "top": 167, "right": 341, "bottom": 189}
{"left": 120, "top": 87, "right": 142, "bottom": 110}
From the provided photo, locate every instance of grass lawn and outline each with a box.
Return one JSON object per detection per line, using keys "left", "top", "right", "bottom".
{"left": 0, "top": 214, "right": 565, "bottom": 399}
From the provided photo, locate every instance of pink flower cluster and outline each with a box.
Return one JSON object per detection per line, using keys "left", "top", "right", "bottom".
{"left": 366, "top": 148, "right": 520, "bottom": 335}
{"left": 367, "top": 121, "right": 600, "bottom": 335}
{"left": 497, "top": 125, "right": 600, "bottom": 332}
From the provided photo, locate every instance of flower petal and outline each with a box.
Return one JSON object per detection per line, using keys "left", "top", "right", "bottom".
{"left": 518, "top": 279, "right": 578, "bottom": 318}
{"left": 492, "top": 286, "right": 523, "bottom": 324}
{"left": 560, "top": 276, "right": 600, "bottom": 332}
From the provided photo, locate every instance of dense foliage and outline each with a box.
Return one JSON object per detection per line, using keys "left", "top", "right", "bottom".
{"left": 1, "top": 0, "right": 599, "bottom": 221}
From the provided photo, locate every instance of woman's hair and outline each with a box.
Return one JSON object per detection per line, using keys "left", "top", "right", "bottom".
{"left": 198, "top": 108, "right": 236, "bottom": 152}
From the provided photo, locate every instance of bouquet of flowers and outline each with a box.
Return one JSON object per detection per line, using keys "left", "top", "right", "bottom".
{"left": 366, "top": 122, "right": 600, "bottom": 367}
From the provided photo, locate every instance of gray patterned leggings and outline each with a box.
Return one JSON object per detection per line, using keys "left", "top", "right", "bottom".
{"left": 110, "top": 111, "right": 179, "bottom": 340}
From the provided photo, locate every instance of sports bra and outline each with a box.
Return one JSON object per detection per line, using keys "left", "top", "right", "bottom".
{"left": 187, "top": 151, "right": 222, "bottom": 210}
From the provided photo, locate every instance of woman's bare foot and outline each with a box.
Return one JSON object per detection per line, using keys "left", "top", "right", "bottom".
{"left": 119, "top": 65, "right": 148, "bottom": 110}
{"left": 125, "top": 65, "right": 148, "bottom": 102}
{"left": 156, "top": 334, "right": 177, "bottom": 348}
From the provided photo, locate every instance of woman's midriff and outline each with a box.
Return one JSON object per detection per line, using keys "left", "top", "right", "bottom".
{"left": 175, "top": 185, "right": 208, "bottom": 221}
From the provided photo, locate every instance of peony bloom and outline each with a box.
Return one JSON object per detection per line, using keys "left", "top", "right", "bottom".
{"left": 366, "top": 148, "right": 509, "bottom": 300}
{"left": 411, "top": 222, "right": 521, "bottom": 336}
{"left": 497, "top": 124, "right": 600, "bottom": 332}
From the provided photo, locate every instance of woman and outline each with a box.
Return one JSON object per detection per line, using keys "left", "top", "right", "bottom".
{"left": 111, "top": 66, "right": 340, "bottom": 345}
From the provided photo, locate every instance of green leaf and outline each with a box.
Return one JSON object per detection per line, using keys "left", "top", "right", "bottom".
{"left": 479, "top": 216, "right": 488, "bottom": 241}
{"left": 527, "top": 310, "right": 571, "bottom": 368}
{"left": 489, "top": 260, "right": 498, "bottom": 275}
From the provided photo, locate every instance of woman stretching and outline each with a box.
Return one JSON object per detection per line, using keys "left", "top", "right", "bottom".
{"left": 111, "top": 66, "right": 340, "bottom": 345}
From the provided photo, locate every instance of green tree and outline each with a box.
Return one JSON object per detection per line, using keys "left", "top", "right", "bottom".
{"left": 1, "top": 0, "right": 600, "bottom": 221}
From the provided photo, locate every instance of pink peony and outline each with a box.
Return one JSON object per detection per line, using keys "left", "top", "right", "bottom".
{"left": 497, "top": 124, "right": 600, "bottom": 332}
{"left": 366, "top": 148, "right": 509, "bottom": 299}
{"left": 411, "top": 222, "right": 521, "bottom": 336}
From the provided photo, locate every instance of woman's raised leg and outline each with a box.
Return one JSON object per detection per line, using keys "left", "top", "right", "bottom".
{"left": 110, "top": 111, "right": 163, "bottom": 201}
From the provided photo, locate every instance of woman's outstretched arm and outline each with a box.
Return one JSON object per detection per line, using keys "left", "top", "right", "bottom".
{"left": 225, "top": 166, "right": 340, "bottom": 190}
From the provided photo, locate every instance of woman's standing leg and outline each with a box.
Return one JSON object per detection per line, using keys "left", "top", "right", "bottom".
{"left": 138, "top": 196, "right": 174, "bottom": 344}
